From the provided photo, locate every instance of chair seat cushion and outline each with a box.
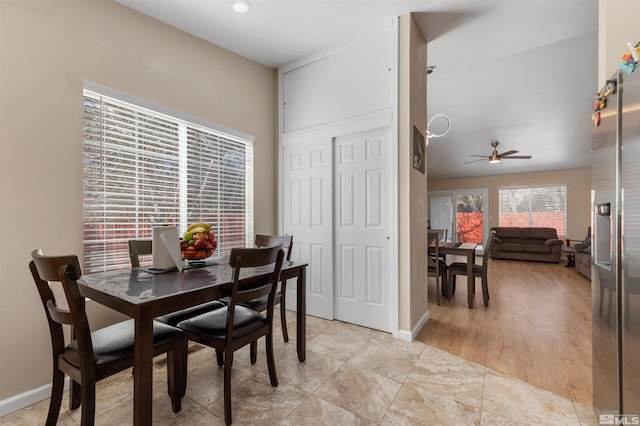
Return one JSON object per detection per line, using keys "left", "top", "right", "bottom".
{"left": 177, "top": 306, "right": 266, "bottom": 340}
{"left": 238, "top": 292, "right": 282, "bottom": 312}
{"left": 156, "top": 300, "right": 227, "bottom": 326}
{"left": 64, "top": 319, "right": 181, "bottom": 367}
{"left": 449, "top": 262, "right": 482, "bottom": 276}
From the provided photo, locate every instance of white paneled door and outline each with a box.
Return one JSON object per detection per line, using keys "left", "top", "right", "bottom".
{"left": 334, "top": 128, "right": 393, "bottom": 332}
{"left": 282, "top": 139, "right": 334, "bottom": 319}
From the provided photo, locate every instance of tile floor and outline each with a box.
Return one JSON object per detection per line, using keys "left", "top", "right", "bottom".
{"left": 1, "top": 311, "right": 599, "bottom": 425}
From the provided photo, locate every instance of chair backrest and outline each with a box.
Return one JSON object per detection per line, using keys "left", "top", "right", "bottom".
{"left": 226, "top": 246, "right": 285, "bottom": 340}
{"left": 431, "top": 229, "right": 447, "bottom": 243}
{"left": 228, "top": 245, "right": 285, "bottom": 303}
{"left": 482, "top": 230, "right": 497, "bottom": 273}
{"left": 255, "top": 234, "right": 293, "bottom": 261}
{"left": 427, "top": 231, "right": 441, "bottom": 269}
{"left": 128, "top": 239, "right": 153, "bottom": 267}
{"left": 29, "top": 250, "right": 94, "bottom": 369}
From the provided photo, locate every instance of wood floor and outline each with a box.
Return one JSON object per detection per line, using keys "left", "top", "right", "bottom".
{"left": 416, "top": 256, "right": 593, "bottom": 407}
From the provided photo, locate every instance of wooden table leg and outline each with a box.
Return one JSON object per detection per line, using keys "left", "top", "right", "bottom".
{"left": 467, "top": 251, "right": 475, "bottom": 309}
{"left": 296, "top": 267, "right": 306, "bottom": 362}
{"left": 134, "top": 315, "right": 154, "bottom": 425}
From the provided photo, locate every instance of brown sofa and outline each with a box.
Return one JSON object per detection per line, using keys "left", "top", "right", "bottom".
{"left": 490, "top": 227, "right": 563, "bottom": 263}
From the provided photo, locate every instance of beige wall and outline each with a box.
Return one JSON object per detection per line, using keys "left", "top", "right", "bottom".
{"left": 398, "top": 14, "right": 428, "bottom": 333}
{"left": 598, "top": 0, "right": 640, "bottom": 85}
{"left": 428, "top": 168, "right": 592, "bottom": 240}
{"left": 0, "top": 1, "right": 277, "bottom": 400}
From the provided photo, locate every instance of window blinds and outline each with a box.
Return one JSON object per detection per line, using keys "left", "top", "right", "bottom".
{"left": 498, "top": 185, "right": 567, "bottom": 236}
{"left": 82, "top": 90, "right": 254, "bottom": 273}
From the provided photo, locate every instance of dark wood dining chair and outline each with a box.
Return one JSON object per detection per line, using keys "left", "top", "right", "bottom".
{"left": 127, "top": 239, "right": 226, "bottom": 326}
{"left": 29, "top": 249, "right": 185, "bottom": 426}
{"left": 127, "top": 239, "right": 152, "bottom": 267}
{"left": 176, "top": 245, "right": 285, "bottom": 426}
{"left": 427, "top": 231, "right": 448, "bottom": 304}
{"left": 448, "top": 230, "right": 496, "bottom": 307}
{"left": 238, "top": 234, "right": 293, "bottom": 342}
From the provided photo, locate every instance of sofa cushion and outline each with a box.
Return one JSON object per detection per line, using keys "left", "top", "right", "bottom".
{"left": 498, "top": 243, "right": 523, "bottom": 252}
{"left": 521, "top": 238, "right": 546, "bottom": 245}
{"left": 523, "top": 244, "right": 551, "bottom": 254}
{"left": 494, "top": 227, "right": 522, "bottom": 239}
{"left": 521, "top": 227, "right": 558, "bottom": 240}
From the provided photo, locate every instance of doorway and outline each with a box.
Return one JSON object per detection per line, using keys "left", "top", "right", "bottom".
{"left": 333, "top": 127, "right": 393, "bottom": 332}
{"left": 429, "top": 189, "right": 489, "bottom": 245}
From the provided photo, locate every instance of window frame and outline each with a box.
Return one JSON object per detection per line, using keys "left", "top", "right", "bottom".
{"left": 498, "top": 184, "right": 567, "bottom": 237}
{"left": 82, "top": 82, "right": 255, "bottom": 272}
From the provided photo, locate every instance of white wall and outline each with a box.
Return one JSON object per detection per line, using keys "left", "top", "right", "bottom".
{"left": 598, "top": 0, "right": 640, "bottom": 85}
{"left": 282, "top": 29, "right": 393, "bottom": 133}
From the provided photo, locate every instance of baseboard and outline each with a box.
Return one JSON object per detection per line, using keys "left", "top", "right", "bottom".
{"left": 396, "top": 310, "right": 430, "bottom": 342}
{"left": 0, "top": 378, "right": 69, "bottom": 417}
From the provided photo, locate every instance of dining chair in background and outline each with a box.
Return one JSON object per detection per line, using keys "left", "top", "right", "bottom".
{"left": 239, "top": 234, "right": 293, "bottom": 342}
{"left": 128, "top": 239, "right": 152, "bottom": 267}
{"left": 429, "top": 228, "right": 449, "bottom": 263}
{"left": 127, "top": 239, "right": 227, "bottom": 327}
{"left": 448, "top": 230, "right": 496, "bottom": 307}
{"left": 427, "top": 231, "right": 449, "bottom": 304}
{"left": 29, "top": 249, "right": 185, "bottom": 426}
{"left": 176, "top": 245, "right": 285, "bottom": 425}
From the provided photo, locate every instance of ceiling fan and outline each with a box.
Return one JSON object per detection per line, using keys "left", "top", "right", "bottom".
{"left": 465, "top": 141, "right": 532, "bottom": 164}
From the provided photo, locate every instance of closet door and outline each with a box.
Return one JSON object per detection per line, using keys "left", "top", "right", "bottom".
{"left": 282, "top": 139, "right": 334, "bottom": 319}
{"left": 334, "top": 127, "right": 393, "bottom": 332}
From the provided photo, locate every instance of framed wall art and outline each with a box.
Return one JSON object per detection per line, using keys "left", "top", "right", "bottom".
{"left": 413, "top": 125, "right": 425, "bottom": 174}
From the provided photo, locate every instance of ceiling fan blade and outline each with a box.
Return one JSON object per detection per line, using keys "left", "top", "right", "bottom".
{"left": 501, "top": 155, "right": 532, "bottom": 159}
{"left": 464, "top": 158, "right": 487, "bottom": 164}
{"left": 468, "top": 155, "right": 489, "bottom": 158}
{"left": 499, "top": 150, "right": 519, "bottom": 157}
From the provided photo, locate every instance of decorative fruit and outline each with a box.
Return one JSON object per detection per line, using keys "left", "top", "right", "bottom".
{"left": 182, "top": 222, "right": 217, "bottom": 260}
{"left": 186, "top": 222, "right": 211, "bottom": 233}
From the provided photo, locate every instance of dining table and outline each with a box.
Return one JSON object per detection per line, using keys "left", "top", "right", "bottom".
{"left": 429, "top": 241, "right": 479, "bottom": 308}
{"left": 78, "top": 256, "right": 308, "bottom": 426}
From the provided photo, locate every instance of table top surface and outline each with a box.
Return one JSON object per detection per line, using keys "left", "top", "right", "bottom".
{"left": 78, "top": 256, "right": 307, "bottom": 306}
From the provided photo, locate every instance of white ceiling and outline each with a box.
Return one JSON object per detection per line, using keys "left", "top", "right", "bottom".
{"left": 115, "top": 0, "right": 598, "bottom": 180}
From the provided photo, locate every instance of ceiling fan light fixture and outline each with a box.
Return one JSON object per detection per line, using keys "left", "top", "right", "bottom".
{"left": 231, "top": 0, "right": 252, "bottom": 14}
{"left": 489, "top": 155, "right": 501, "bottom": 164}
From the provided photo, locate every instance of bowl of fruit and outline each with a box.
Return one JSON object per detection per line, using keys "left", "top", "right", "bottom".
{"left": 180, "top": 222, "right": 217, "bottom": 261}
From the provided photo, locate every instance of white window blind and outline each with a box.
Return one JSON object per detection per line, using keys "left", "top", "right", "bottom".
{"left": 498, "top": 185, "right": 567, "bottom": 236}
{"left": 83, "top": 89, "right": 254, "bottom": 273}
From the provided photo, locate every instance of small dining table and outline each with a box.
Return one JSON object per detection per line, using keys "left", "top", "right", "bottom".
{"left": 430, "top": 242, "right": 479, "bottom": 308}
{"left": 78, "top": 257, "right": 308, "bottom": 426}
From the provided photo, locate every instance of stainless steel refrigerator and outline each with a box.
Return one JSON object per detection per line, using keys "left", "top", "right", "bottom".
{"left": 592, "top": 68, "right": 640, "bottom": 417}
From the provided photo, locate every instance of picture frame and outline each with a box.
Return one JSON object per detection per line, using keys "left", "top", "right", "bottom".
{"left": 413, "top": 125, "right": 425, "bottom": 174}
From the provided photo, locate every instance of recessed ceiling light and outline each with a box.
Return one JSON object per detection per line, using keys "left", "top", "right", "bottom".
{"left": 232, "top": 0, "right": 251, "bottom": 14}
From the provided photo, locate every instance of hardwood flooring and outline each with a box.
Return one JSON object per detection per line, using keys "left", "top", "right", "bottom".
{"left": 416, "top": 256, "right": 593, "bottom": 407}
